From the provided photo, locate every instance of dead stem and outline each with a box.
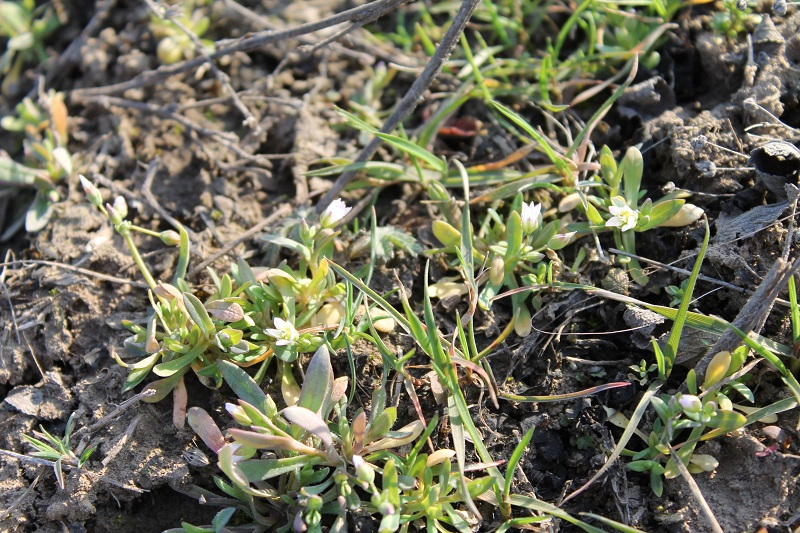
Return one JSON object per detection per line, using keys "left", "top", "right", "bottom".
{"left": 70, "top": 0, "right": 409, "bottom": 100}
{"left": 666, "top": 443, "right": 724, "bottom": 533}
{"left": 0, "top": 260, "right": 149, "bottom": 288}
{"left": 316, "top": 0, "right": 483, "bottom": 213}
{"left": 143, "top": 0, "right": 260, "bottom": 133}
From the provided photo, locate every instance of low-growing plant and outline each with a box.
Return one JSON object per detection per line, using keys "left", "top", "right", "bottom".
{"left": 626, "top": 347, "right": 754, "bottom": 496}
{"left": 22, "top": 412, "right": 96, "bottom": 490}
{"left": 564, "top": 145, "right": 703, "bottom": 285}
{"left": 149, "top": 0, "right": 215, "bottom": 65}
{"left": 175, "top": 347, "right": 494, "bottom": 533}
{"left": 0, "top": 0, "right": 61, "bottom": 95}
{"left": 1, "top": 90, "right": 72, "bottom": 238}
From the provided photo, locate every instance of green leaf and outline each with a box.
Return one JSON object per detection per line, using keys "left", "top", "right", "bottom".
{"left": 707, "top": 409, "right": 747, "bottom": 431}
{"left": 122, "top": 352, "right": 161, "bottom": 391}
{"left": 25, "top": 190, "right": 56, "bottom": 233}
{"left": 663, "top": 218, "right": 709, "bottom": 377}
{"left": 369, "top": 225, "right": 422, "bottom": 258}
{"left": 238, "top": 455, "right": 317, "bottom": 482}
{"left": 258, "top": 235, "right": 311, "bottom": 262}
{"left": 0, "top": 156, "right": 45, "bottom": 184}
{"left": 375, "top": 131, "right": 447, "bottom": 173}
{"left": 219, "top": 360, "right": 268, "bottom": 413}
{"left": 367, "top": 406, "right": 397, "bottom": 441}
{"left": 639, "top": 200, "right": 684, "bottom": 231}
{"left": 620, "top": 147, "right": 643, "bottom": 207}
{"left": 505, "top": 211, "right": 523, "bottom": 260}
{"left": 297, "top": 345, "right": 333, "bottom": 416}
{"left": 491, "top": 100, "right": 570, "bottom": 174}
{"left": 152, "top": 341, "right": 208, "bottom": 377}
{"left": 504, "top": 427, "right": 534, "bottom": 499}
{"left": 183, "top": 293, "right": 216, "bottom": 339}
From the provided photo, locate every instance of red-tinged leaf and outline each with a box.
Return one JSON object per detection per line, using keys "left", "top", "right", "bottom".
{"left": 188, "top": 407, "right": 226, "bottom": 453}
{"left": 282, "top": 406, "right": 333, "bottom": 450}
{"left": 227, "top": 429, "right": 319, "bottom": 455}
{"left": 206, "top": 300, "right": 245, "bottom": 322}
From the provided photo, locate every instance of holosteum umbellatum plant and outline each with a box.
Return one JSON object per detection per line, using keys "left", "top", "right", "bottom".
{"left": 82, "top": 177, "right": 356, "bottom": 428}
{"left": 176, "top": 346, "right": 494, "bottom": 533}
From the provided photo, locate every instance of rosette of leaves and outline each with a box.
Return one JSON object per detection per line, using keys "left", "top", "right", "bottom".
{"left": 176, "top": 347, "right": 490, "bottom": 533}
{"left": 119, "top": 256, "right": 345, "bottom": 422}
{"left": 0, "top": 90, "right": 72, "bottom": 238}
{"left": 431, "top": 191, "right": 573, "bottom": 336}
{"left": 564, "top": 146, "right": 701, "bottom": 285}
{"left": 149, "top": 0, "right": 215, "bottom": 65}
{"left": 0, "top": 0, "right": 61, "bottom": 95}
{"left": 625, "top": 347, "right": 759, "bottom": 496}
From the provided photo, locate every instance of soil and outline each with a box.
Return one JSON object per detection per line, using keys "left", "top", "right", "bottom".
{"left": 1, "top": 1, "right": 800, "bottom": 532}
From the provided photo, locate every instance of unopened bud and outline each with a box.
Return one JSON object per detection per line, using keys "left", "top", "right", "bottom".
{"left": 678, "top": 394, "right": 702, "bottom": 414}
{"left": 431, "top": 220, "right": 461, "bottom": 248}
{"left": 106, "top": 203, "right": 123, "bottom": 225}
{"left": 159, "top": 230, "right": 181, "bottom": 246}
{"left": 490, "top": 255, "right": 505, "bottom": 286}
{"left": 80, "top": 175, "right": 103, "bottom": 207}
{"left": 352, "top": 454, "right": 374, "bottom": 487}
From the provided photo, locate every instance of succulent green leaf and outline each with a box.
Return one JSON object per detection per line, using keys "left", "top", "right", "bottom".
{"left": 707, "top": 409, "right": 747, "bottom": 431}
{"left": 297, "top": 345, "right": 334, "bottom": 415}
{"left": 218, "top": 360, "right": 268, "bottom": 414}
{"left": 183, "top": 293, "right": 215, "bottom": 339}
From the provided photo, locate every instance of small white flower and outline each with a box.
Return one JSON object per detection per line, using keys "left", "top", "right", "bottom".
{"left": 520, "top": 201, "right": 542, "bottom": 234}
{"left": 319, "top": 198, "right": 352, "bottom": 228}
{"left": 264, "top": 317, "right": 299, "bottom": 346}
{"left": 605, "top": 197, "right": 639, "bottom": 232}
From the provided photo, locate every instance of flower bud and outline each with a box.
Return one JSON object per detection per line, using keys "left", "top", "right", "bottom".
{"left": 490, "top": 255, "right": 505, "bottom": 286}
{"left": 80, "top": 175, "right": 103, "bottom": 207}
{"left": 703, "top": 350, "right": 731, "bottom": 389}
{"left": 159, "top": 230, "right": 181, "bottom": 246}
{"left": 106, "top": 203, "right": 123, "bottom": 225}
{"left": 319, "top": 198, "right": 352, "bottom": 228}
{"left": 225, "top": 402, "right": 251, "bottom": 425}
{"left": 678, "top": 394, "right": 702, "bottom": 415}
{"left": 353, "top": 454, "right": 374, "bottom": 487}
{"left": 112, "top": 195, "right": 128, "bottom": 219}
{"left": 431, "top": 220, "right": 461, "bottom": 247}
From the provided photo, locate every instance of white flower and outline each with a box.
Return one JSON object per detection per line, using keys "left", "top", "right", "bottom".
{"left": 520, "top": 201, "right": 542, "bottom": 234}
{"left": 605, "top": 197, "right": 639, "bottom": 232}
{"left": 264, "top": 317, "right": 299, "bottom": 346}
{"left": 319, "top": 198, "right": 351, "bottom": 228}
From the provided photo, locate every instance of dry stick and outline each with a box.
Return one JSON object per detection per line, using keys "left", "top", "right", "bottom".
{"left": 0, "top": 260, "right": 149, "bottom": 288}
{"left": 70, "top": 0, "right": 409, "bottom": 100}
{"left": 0, "top": 467, "right": 44, "bottom": 519}
{"left": 187, "top": 203, "right": 293, "bottom": 276}
{"left": 222, "top": 0, "right": 376, "bottom": 64}
{"left": 80, "top": 95, "right": 263, "bottom": 162}
{"left": 608, "top": 247, "right": 791, "bottom": 307}
{"left": 667, "top": 444, "right": 724, "bottom": 533}
{"left": 143, "top": 0, "right": 260, "bottom": 133}
{"left": 693, "top": 257, "right": 800, "bottom": 377}
{"left": 316, "top": 0, "right": 483, "bottom": 213}
{"left": 72, "top": 390, "right": 156, "bottom": 439}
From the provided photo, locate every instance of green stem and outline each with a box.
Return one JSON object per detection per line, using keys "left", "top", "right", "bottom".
{"left": 121, "top": 231, "right": 157, "bottom": 289}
